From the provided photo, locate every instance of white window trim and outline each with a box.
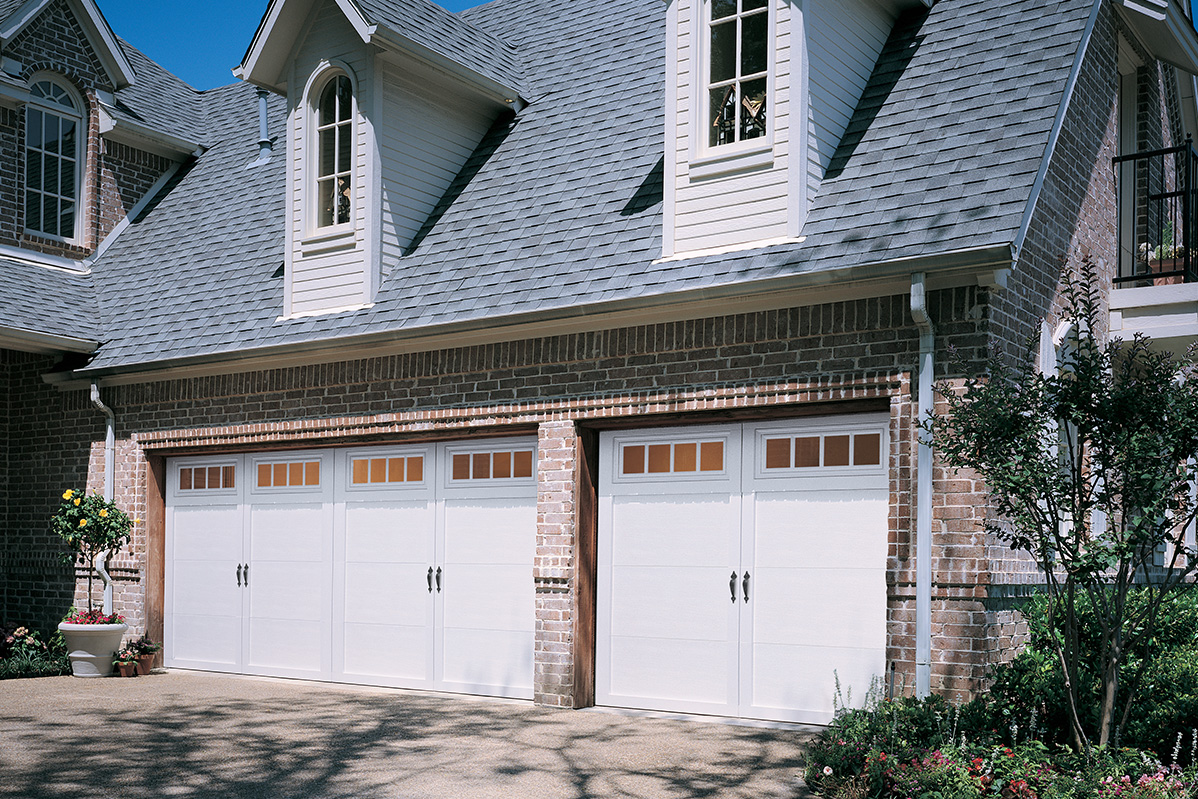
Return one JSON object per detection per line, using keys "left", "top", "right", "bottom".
{"left": 693, "top": 0, "right": 776, "bottom": 164}
{"left": 301, "top": 62, "right": 358, "bottom": 240}
{"left": 23, "top": 73, "right": 85, "bottom": 245}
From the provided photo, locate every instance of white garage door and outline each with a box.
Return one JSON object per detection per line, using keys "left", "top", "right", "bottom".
{"left": 597, "top": 417, "right": 888, "bottom": 725}
{"left": 166, "top": 438, "right": 536, "bottom": 699}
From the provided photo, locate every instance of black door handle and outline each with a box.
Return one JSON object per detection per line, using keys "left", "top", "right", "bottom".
{"left": 742, "top": 571, "right": 750, "bottom": 603}
{"left": 427, "top": 566, "right": 434, "bottom": 593}
{"left": 435, "top": 567, "right": 442, "bottom": 593}
{"left": 729, "top": 571, "right": 737, "bottom": 603}
{"left": 236, "top": 564, "right": 242, "bottom": 587}
{"left": 243, "top": 564, "right": 248, "bottom": 587}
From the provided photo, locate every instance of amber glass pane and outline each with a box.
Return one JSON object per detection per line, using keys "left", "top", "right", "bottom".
{"left": 825, "top": 435, "right": 851, "bottom": 467}
{"left": 795, "top": 437, "right": 820, "bottom": 467}
{"left": 473, "top": 453, "right": 491, "bottom": 480}
{"left": 258, "top": 463, "right": 272, "bottom": 487}
{"left": 284, "top": 462, "right": 299, "bottom": 486}
{"left": 351, "top": 459, "right": 368, "bottom": 484}
{"left": 193, "top": 468, "right": 207, "bottom": 490}
{"left": 273, "top": 463, "right": 287, "bottom": 486}
{"left": 369, "top": 458, "right": 386, "bottom": 484}
{"left": 622, "top": 445, "right": 645, "bottom": 475}
{"left": 647, "top": 444, "right": 671, "bottom": 473}
{"left": 208, "top": 466, "right": 222, "bottom": 489}
{"left": 223, "top": 466, "right": 235, "bottom": 488}
{"left": 408, "top": 456, "right": 424, "bottom": 482}
{"left": 305, "top": 461, "right": 320, "bottom": 486}
{"left": 854, "top": 434, "right": 882, "bottom": 466}
{"left": 179, "top": 468, "right": 193, "bottom": 491}
{"left": 514, "top": 450, "right": 533, "bottom": 478}
{"left": 493, "top": 452, "right": 512, "bottom": 479}
{"left": 700, "top": 441, "right": 724, "bottom": 472}
{"left": 387, "top": 458, "right": 405, "bottom": 482}
{"left": 674, "top": 442, "right": 697, "bottom": 472}
{"left": 764, "top": 438, "right": 791, "bottom": 469}
{"left": 452, "top": 454, "right": 470, "bottom": 480}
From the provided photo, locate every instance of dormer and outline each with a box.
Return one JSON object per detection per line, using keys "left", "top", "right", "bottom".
{"left": 663, "top": 0, "right": 926, "bottom": 258}
{"left": 236, "top": 0, "right": 525, "bottom": 317}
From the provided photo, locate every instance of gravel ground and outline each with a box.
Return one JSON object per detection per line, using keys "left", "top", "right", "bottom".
{"left": 0, "top": 671, "right": 816, "bottom": 799}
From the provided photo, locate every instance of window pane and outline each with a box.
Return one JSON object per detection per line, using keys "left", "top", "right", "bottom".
{"left": 336, "top": 76, "right": 352, "bottom": 122}
{"left": 59, "top": 201, "right": 75, "bottom": 237}
{"left": 764, "top": 438, "right": 791, "bottom": 469}
{"left": 453, "top": 453, "right": 470, "bottom": 480}
{"left": 317, "top": 177, "right": 335, "bottom": 227}
{"left": 193, "top": 468, "right": 207, "bottom": 490}
{"left": 700, "top": 441, "right": 724, "bottom": 471}
{"left": 179, "top": 468, "right": 193, "bottom": 491}
{"left": 320, "top": 81, "right": 337, "bottom": 127}
{"left": 710, "top": 20, "right": 736, "bottom": 83}
{"left": 740, "top": 77, "right": 767, "bottom": 141}
{"left": 854, "top": 434, "right": 882, "bottom": 466}
{"left": 742, "top": 0, "right": 766, "bottom": 10}
{"left": 388, "top": 457, "right": 406, "bottom": 482}
{"left": 304, "top": 461, "right": 320, "bottom": 486}
{"left": 712, "top": 0, "right": 736, "bottom": 20}
{"left": 795, "top": 437, "right": 820, "bottom": 468}
{"left": 258, "top": 463, "right": 272, "bottom": 487}
{"left": 61, "top": 118, "right": 76, "bottom": 158}
{"left": 825, "top": 435, "right": 851, "bottom": 467}
{"left": 223, "top": 466, "right": 236, "bottom": 488}
{"left": 43, "top": 195, "right": 58, "bottom": 236}
{"left": 319, "top": 128, "right": 335, "bottom": 178}
{"left": 289, "top": 462, "right": 303, "bottom": 486}
{"left": 60, "top": 158, "right": 74, "bottom": 198}
{"left": 741, "top": 11, "right": 768, "bottom": 75}
{"left": 472, "top": 452, "right": 491, "bottom": 479}
{"left": 647, "top": 444, "right": 671, "bottom": 473}
{"left": 273, "top": 463, "right": 287, "bottom": 486}
{"left": 26, "top": 109, "right": 43, "bottom": 148}
{"left": 337, "top": 124, "right": 351, "bottom": 175}
{"left": 44, "top": 116, "right": 61, "bottom": 155}
{"left": 336, "top": 175, "right": 350, "bottom": 225}
{"left": 493, "top": 452, "right": 511, "bottom": 479}
{"left": 208, "top": 466, "right": 222, "bottom": 489}
{"left": 370, "top": 458, "right": 387, "bottom": 483}
{"left": 622, "top": 445, "right": 645, "bottom": 475}
{"left": 710, "top": 86, "right": 735, "bottom": 147}
{"left": 352, "top": 458, "right": 368, "bottom": 484}
{"left": 674, "top": 442, "right": 697, "bottom": 472}
{"left": 408, "top": 456, "right": 424, "bottom": 482}
{"left": 24, "top": 189, "right": 41, "bottom": 233}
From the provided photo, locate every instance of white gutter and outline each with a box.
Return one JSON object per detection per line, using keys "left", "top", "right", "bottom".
{"left": 88, "top": 383, "right": 117, "bottom": 615}
{"left": 910, "top": 272, "right": 934, "bottom": 698}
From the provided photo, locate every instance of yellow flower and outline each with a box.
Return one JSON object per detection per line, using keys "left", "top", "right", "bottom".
{"left": 133, "top": 518, "right": 142, "bottom": 525}
{"left": 78, "top": 519, "right": 88, "bottom": 527}
{"left": 99, "top": 509, "right": 108, "bottom": 518}
{"left": 62, "top": 490, "right": 74, "bottom": 500}
{"left": 73, "top": 498, "right": 81, "bottom": 506}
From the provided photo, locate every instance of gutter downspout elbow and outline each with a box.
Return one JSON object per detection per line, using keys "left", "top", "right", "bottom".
{"left": 910, "top": 273, "right": 934, "bottom": 699}
{"left": 89, "top": 383, "right": 116, "bottom": 615}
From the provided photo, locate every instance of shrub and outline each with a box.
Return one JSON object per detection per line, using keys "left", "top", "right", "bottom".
{"left": 0, "top": 623, "right": 69, "bottom": 679}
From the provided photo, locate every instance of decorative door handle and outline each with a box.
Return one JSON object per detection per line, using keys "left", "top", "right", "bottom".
{"left": 243, "top": 564, "right": 249, "bottom": 587}
{"left": 236, "top": 564, "right": 242, "bottom": 587}
{"left": 427, "top": 566, "right": 434, "bottom": 593}
{"left": 729, "top": 571, "right": 738, "bottom": 603}
{"left": 435, "top": 567, "right": 442, "bottom": 593}
{"left": 742, "top": 572, "right": 750, "bottom": 603}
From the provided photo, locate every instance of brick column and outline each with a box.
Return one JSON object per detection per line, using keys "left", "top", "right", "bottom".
{"left": 533, "top": 421, "right": 579, "bottom": 707}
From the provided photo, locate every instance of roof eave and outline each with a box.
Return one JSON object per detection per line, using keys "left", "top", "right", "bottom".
{"left": 236, "top": 0, "right": 374, "bottom": 94}
{"left": 1116, "top": 0, "right": 1198, "bottom": 74}
{"left": 98, "top": 103, "right": 205, "bottom": 160}
{"left": 370, "top": 25, "right": 524, "bottom": 106}
{"left": 0, "top": 325, "right": 98, "bottom": 355}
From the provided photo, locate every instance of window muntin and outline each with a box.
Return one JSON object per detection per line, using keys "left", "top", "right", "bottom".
{"left": 314, "top": 74, "right": 353, "bottom": 229}
{"left": 256, "top": 459, "right": 322, "bottom": 488}
{"left": 707, "top": 0, "right": 769, "bottom": 148}
{"left": 762, "top": 432, "right": 882, "bottom": 471}
{"left": 25, "top": 79, "right": 81, "bottom": 240}
{"left": 620, "top": 440, "right": 725, "bottom": 475}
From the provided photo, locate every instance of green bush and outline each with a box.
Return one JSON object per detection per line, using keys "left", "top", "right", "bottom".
{"left": 0, "top": 624, "right": 70, "bottom": 680}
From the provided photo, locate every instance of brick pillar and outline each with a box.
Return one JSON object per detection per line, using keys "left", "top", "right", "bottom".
{"left": 533, "top": 421, "right": 579, "bottom": 707}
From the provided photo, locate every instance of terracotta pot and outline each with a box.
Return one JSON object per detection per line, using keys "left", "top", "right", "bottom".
{"left": 57, "top": 622, "right": 128, "bottom": 677}
{"left": 135, "top": 653, "right": 156, "bottom": 676}
{"left": 116, "top": 662, "right": 137, "bottom": 678}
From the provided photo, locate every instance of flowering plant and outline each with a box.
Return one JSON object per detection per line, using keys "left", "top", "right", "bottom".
{"left": 50, "top": 489, "right": 135, "bottom": 614}
{"left": 62, "top": 608, "right": 125, "bottom": 625}
{"left": 112, "top": 646, "right": 138, "bottom": 666}
{"left": 128, "top": 635, "right": 161, "bottom": 656}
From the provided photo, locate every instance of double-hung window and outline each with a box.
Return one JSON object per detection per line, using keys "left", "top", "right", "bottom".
{"left": 25, "top": 78, "right": 82, "bottom": 240}
{"left": 314, "top": 73, "right": 354, "bottom": 229}
{"left": 707, "top": 0, "right": 769, "bottom": 148}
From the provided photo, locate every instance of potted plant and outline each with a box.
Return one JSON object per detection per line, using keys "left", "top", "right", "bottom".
{"left": 51, "top": 489, "right": 134, "bottom": 677}
{"left": 129, "top": 635, "right": 161, "bottom": 675}
{"left": 112, "top": 646, "right": 138, "bottom": 678}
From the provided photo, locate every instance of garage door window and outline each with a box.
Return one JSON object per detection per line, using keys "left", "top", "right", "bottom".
{"left": 763, "top": 432, "right": 881, "bottom": 470}
{"left": 450, "top": 448, "right": 534, "bottom": 481}
{"left": 256, "top": 459, "right": 322, "bottom": 488}
{"left": 350, "top": 455, "right": 424, "bottom": 485}
{"left": 178, "top": 464, "right": 235, "bottom": 492}
{"left": 620, "top": 439, "right": 724, "bottom": 476}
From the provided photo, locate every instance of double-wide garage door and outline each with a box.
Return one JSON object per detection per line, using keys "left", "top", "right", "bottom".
{"left": 166, "top": 438, "right": 537, "bottom": 698}
{"left": 597, "top": 417, "right": 889, "bottom": 725}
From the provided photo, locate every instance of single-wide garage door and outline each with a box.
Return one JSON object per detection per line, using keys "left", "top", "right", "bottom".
{"left": 597, "top": 417, "right": 888, "bottom": 725}
{"left": 166, "top": 438, "right": 537, "bottom": 698}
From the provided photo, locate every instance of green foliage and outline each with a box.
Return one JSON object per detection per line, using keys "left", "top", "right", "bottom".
{"left": 0, "top": 624, "right": 69, "bottom": 679}
{"left": 50, "top": 489, "right": 136, "bottom": 613}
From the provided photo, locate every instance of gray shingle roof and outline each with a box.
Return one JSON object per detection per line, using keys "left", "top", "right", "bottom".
{"left": 109, "top": 38, "right": 208, "bottom": 147}
{"left": 0, "top": 0, "right": 23, "bottom": 23}
{"left": 0, "top": 259, "right": 98, "bottom": 342}
{"left": 353, "top": 0, "right": 525, "bottom": 95}
{"left": 78, "top": 0, "right": 1091, "bottom": 373}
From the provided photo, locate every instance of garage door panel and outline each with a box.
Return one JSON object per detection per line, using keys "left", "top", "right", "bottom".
{"left": 250, "top": 505, "right": 327, "bottom": 561}
{"left": 748, "top": 642, "right": 885, "bottom": 722}
{"left": 753, "top": 494, "right": 889, "bottom": 565}
{"left": 248, "top": 560, "right": 326, "bottom": 621}
{"left": 343, "top": 621, "right": 429, "bottom": 681}
{"left": 443, "top": 499, "right": 534, "bottom": 564}
{"left": 171, "top": 506, "right": 241, "bottom": 557}
{"left": 607, "top": 635, "right": 731, "bottom": 704}
{"left": 752, "top": 567, "right": 887, "bottom": 650}
{"left": 172, "top": 560, "right": 241, "bottom": 616}
{"left": 344, "top": 502, "right": 433, "bottom": 563}
{"left": 440, "top": 628, "right": 534, "bottom": 696}
{"left": 441, "top": 563, "right": 532, "bottom": 631}
{"left": 247, "top": 618, "right": 323, "bottom": 672}
{"left": 170, "top": 615, "right": 241, "bottom": 666}
{"left": 609, "top": 498, "right": 734, "bottom": 567}
{"left": 344, "top": 563, "right": 428, "bottom": 626}
{"left": 609, "top": 565, "right": 731, "bottom": 640}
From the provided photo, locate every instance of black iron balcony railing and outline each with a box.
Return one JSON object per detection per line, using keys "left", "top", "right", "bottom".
{"left": 1114, "top": 136, "right": 1198, "bottom": 286}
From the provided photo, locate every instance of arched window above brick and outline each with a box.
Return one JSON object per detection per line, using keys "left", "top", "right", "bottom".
{"left": 24, "top": 76, "right": 84, "bottom": 242}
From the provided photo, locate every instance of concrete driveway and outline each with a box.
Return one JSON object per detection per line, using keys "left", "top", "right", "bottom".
{"left": 0, "top": 671, "right": 815, "bottom": 798}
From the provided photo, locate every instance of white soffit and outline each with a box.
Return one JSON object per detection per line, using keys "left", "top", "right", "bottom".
{"left": 1117, "top": 0, "right": 1198, "bottom": 75}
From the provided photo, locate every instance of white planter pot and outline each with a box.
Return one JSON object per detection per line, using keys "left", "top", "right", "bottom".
{"left": 57, "top": 622, "right": 128, "bottom": 677}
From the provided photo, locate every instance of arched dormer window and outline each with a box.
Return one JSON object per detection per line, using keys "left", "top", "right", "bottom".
{"left": 25, "top": 77, "right": 84, "bottom": 241}
{"left": 312, "top": 72, "right": 354, "bottom": 230}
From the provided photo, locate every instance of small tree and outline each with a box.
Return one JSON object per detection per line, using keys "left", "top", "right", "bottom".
{"left": 928, "top": 275, "right": 1198, "bottom": 753}
{"left": 50, "top": 489, "right": 134, "bottom": 615}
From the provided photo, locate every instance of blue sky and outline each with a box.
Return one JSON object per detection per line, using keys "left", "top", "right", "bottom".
{"left": 99, "top": 0, "right": 1198, "bottom": 92}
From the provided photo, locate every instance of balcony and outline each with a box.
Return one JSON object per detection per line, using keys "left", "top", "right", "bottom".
{"left": 1111, "top": 138, "right": 1198, "bottom": 351}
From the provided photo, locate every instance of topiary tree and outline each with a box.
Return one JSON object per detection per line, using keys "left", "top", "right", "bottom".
{"left": 927, "top": 270, "right": 1198, "bottom": 753}
{"left": 50, "top": 489, "right": 134, "bottom": 615}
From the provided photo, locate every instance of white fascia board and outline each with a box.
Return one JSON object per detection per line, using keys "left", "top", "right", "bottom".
{"left": 1116, "top": 0, "right": 1198, "bottom": 74}
{"left": 369, "top": 26, "right": 523, "bottom": 105}
{"left": 0, "top": 73, "right": 34, "bottom": 108}
{"left": 0, "top": 0, "right": 135, "bottom": 88}
{"left": 97, "top": 104, "right": 203, "bottom": 160}
{"left": 0, "top": 326, "right": 97, "bottom": 355}
{"left": 236, "top": 0, "right": 367, "bottom": 93}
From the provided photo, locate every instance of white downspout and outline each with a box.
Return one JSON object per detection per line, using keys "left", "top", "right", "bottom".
{"left": 89, "top": 383, "right": 116, "bottom": 615}
{"left": 910, "top": 273, "right": 934, "bottom": 698}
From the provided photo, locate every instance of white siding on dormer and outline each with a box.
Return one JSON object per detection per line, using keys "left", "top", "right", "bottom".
{"left": 377, "top": 59, "right": 498, "bottom": 261}
{"left": 286, "top": 0, "right": 374, "bottom": 316}
{"left": 668, "top": 0, "right": 793, "bottom": 256}
{"left": 805, "top": 0, "right": 895, "bottom": 208}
